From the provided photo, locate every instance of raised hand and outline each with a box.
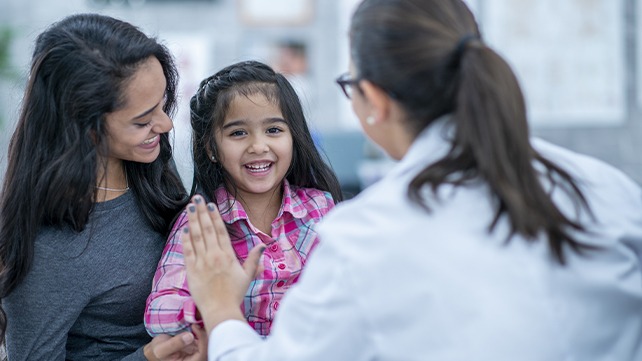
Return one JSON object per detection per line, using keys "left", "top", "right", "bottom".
{"left": 182, "top": 195, "right": 265, "bottom": 333}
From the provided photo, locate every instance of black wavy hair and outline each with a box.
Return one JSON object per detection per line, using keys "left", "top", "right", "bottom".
{"left": 189, "top": 60, "right": 343, "bottom": 209}
{"left": 0, "top": 13, "right": 187, "bottom": 342}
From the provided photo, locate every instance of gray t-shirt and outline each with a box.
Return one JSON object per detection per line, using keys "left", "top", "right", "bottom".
{"left": 3, "top": 191, "right": 166, "bottom": 360}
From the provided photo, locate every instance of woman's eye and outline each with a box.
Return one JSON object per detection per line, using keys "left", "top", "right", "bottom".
{"left": 267, "top": 127, "right": 282, "bottom": 134}
{"left": 135, "top": 122, "right": 152, "bottom": 128}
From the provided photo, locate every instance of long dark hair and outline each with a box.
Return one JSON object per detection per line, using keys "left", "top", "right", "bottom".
{"left": 0, "top": 13, "right": 186, "bottom": 341}
{"left": 189, "top": 60, "right": 343, "bottom": 213}
{"left": 350, "top": 0, "right": 594, "bottom": 264}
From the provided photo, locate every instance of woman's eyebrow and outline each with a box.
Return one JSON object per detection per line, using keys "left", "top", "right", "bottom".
{"left": 131, "top": 101, "right": 160, "bottom": 121}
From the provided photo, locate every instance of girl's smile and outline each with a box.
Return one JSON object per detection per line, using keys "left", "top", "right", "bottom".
{"left": 215, "top": 93, "right": 293, "bottom": 201}
{"left": 244, "top": 161, "right": 273, "bottom": 175}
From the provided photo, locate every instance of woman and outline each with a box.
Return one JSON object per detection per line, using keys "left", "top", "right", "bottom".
{"left": 0, "top": 13, "right": 204, "bottom": 360}
{"left": 182, "top": 0, "right": 642, "bottom": 360}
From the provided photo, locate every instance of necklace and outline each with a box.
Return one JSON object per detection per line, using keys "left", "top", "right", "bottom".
{"left": 95, "top": 185, "right": 130, "bottom": 192}
{"left": 96, "top": 175, "right": 129, "bottom": 192}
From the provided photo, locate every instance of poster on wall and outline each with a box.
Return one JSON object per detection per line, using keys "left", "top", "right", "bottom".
{"left": 481, "top": 0, "right": 626, "bottom": 126}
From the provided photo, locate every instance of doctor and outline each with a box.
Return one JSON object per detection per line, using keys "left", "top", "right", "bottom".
{"left": 182, "top": 0, "right": 642, "bottom": 360}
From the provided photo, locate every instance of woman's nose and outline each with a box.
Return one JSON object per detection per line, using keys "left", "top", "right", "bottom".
{"left": 152, "top": 111, "right": 173, "bottom": 134}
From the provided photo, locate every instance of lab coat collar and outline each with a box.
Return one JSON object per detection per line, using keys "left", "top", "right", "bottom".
{"left": 388, "top": 115, "right": 455, "bottom": 179}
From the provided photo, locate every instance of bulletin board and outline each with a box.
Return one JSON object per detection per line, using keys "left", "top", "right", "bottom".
{"left": 481, "top": 0, "right": 626, "bottom": 126}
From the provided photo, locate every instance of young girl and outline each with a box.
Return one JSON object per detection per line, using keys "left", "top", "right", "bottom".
{"left": 145, "top": 60, "right": 343, "bottom": 337}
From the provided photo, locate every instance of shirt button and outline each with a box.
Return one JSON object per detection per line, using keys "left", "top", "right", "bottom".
{"left": 277, "top": 263, "right": 286, "bottom": 270}
{"left": 270, "top": 244, "right": 279, "bottom": 252}
{"left": 276, "top": 281, "right": 285, "bottom": 287}
{"left": 273, "top": 302, "right": 279, "bottom": 310}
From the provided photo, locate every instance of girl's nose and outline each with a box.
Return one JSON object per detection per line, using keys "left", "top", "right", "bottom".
{"left": 248, "top": 137, "right": 270, "bottom": 154}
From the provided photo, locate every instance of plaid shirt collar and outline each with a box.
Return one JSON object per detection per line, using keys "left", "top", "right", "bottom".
{"left": 213, "top": 179, "right": 307, "bottom": 224}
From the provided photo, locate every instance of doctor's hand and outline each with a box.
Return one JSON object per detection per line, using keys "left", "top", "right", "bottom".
{"left": 182, "top": 195, "right": 265, "bottom": 334}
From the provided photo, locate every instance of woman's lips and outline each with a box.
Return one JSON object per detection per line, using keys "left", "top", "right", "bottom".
{"left": 139, "top": 135, "right": 160, "bottom": 149}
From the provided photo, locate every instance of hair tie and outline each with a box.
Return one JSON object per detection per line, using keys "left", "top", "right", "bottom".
{"left": 455, "top": 34, "right": 480, "bottom": 56}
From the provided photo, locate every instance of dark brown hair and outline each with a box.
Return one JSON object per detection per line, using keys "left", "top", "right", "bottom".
{"left": 350, "top": 0, "right": 594, "bottom": 264}
{"left": 189, "top": 60, "right": 343, "bottom": 208}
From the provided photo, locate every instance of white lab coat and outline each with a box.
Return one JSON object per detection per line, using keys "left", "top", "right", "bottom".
{"left": 209, "top": 118, "right": 642, "bottom": 361}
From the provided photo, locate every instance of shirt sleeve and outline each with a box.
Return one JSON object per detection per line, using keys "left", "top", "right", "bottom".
{"left": 207, "top": 239, "right": 373, "bottom": 361}
{"left": 145, "top": 213, "right": 201, "bottom": 336}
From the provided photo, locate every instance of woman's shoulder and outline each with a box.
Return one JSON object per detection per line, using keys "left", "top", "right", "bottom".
{"left": 532, "top": 138, "right": 641, "bottom": 197}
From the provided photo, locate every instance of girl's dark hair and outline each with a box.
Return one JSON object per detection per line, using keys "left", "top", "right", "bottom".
{"left": 0, "top": 13, "right": 187, "bottom": 341}
{"left": 190, "top": 60, "right": 343, "bottom": 210}
{"left": 350, "top": 0, "right": 594, "bottom": 264}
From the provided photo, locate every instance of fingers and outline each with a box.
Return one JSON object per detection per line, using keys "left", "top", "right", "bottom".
{"left": 151, "top": 332, "right": 195, "bottom": 359}
{"left": 196, "top": 197, "right": 216, "bottom": 251}
{"left": 192, "top": 324, "right": 209, "bottom": 350}
{"left": 186, "top": 195, "right": 224, "bottom": 258}
{"left": 207, "top": 201, "right": 234, "bottom": 255}
{"left": 187, "top": 195, "right": 234, "bottom": 254}
{"left": 182, "top": 226, "right": 195, "bottom": 266}
{"left": 243, "top": 244, "right": 266, "bottom": 280}
{"left": 185, "top": 195, "right": 264, "bottom": 281}
{"left": 186, "top": 200, "right": 209, "bottom": 258}
{"left": 191, "top": 324, "right": 209, "bottom": 361}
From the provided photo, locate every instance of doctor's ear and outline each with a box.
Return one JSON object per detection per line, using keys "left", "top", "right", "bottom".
{"left": 360, "top": 80, "right": 392, "bottom": 125}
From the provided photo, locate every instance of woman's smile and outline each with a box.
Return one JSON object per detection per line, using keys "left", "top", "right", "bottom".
{"left": 139, "top": 134, "right": 160, "bottom": 149}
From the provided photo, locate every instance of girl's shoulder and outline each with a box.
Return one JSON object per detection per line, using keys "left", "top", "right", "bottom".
{"left": 287, "top": 185, "right": 335, "bottom": 217}
{"left": 169, "top": 210, "right": 189, "bottom": 233}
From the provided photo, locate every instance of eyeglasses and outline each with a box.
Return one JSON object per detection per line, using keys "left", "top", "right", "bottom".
{"left": 335, "top": 73, "right": 360, "bottom": 99}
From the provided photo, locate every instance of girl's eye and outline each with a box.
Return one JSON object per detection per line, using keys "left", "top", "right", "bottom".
{"left": 135, "top": 122, "right": 152, "bottom": 128}
{"left": 266, "top": 127, "right": 283, "bottom": 134}
{"left": 230, "top": 130, "right": 247, "bottom": 137}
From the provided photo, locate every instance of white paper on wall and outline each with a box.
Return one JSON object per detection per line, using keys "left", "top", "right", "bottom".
{"left": 481, "top": 0, "right": 626, "bottom": 126}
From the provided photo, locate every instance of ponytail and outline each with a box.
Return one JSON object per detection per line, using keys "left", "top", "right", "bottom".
{"left": 408, "top": 39, "right": 594, "bottom": 264}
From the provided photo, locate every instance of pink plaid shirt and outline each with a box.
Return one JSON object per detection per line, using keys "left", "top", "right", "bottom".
{"left": 144, "top": 179, "right": 335, "bottom": 336}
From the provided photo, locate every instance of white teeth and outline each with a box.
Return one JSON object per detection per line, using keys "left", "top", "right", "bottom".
{"left": 142, "top": 135, "right": 157, "bottom": 145}
{"left": 246, "top": 163, "right": 271, "bottom": 172}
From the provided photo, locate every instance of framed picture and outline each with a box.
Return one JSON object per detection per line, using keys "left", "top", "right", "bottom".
{"left": 238, "top": 0, "right": 314, "bottom": 26}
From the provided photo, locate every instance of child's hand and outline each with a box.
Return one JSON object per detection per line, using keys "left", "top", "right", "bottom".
{"left": 182, "top": 195, "right": 265, "bottom": 334}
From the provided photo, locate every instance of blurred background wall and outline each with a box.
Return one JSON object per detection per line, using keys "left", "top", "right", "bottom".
{"left": 0, "top": 0, "right": 640, "bottom": 197}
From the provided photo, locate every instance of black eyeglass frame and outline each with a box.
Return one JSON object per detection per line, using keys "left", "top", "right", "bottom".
{"left": 335, "top": 73, "right": 361, "bottom": 99}
{"left": 335, "top": 73, "right": 401, "bottom": 101}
